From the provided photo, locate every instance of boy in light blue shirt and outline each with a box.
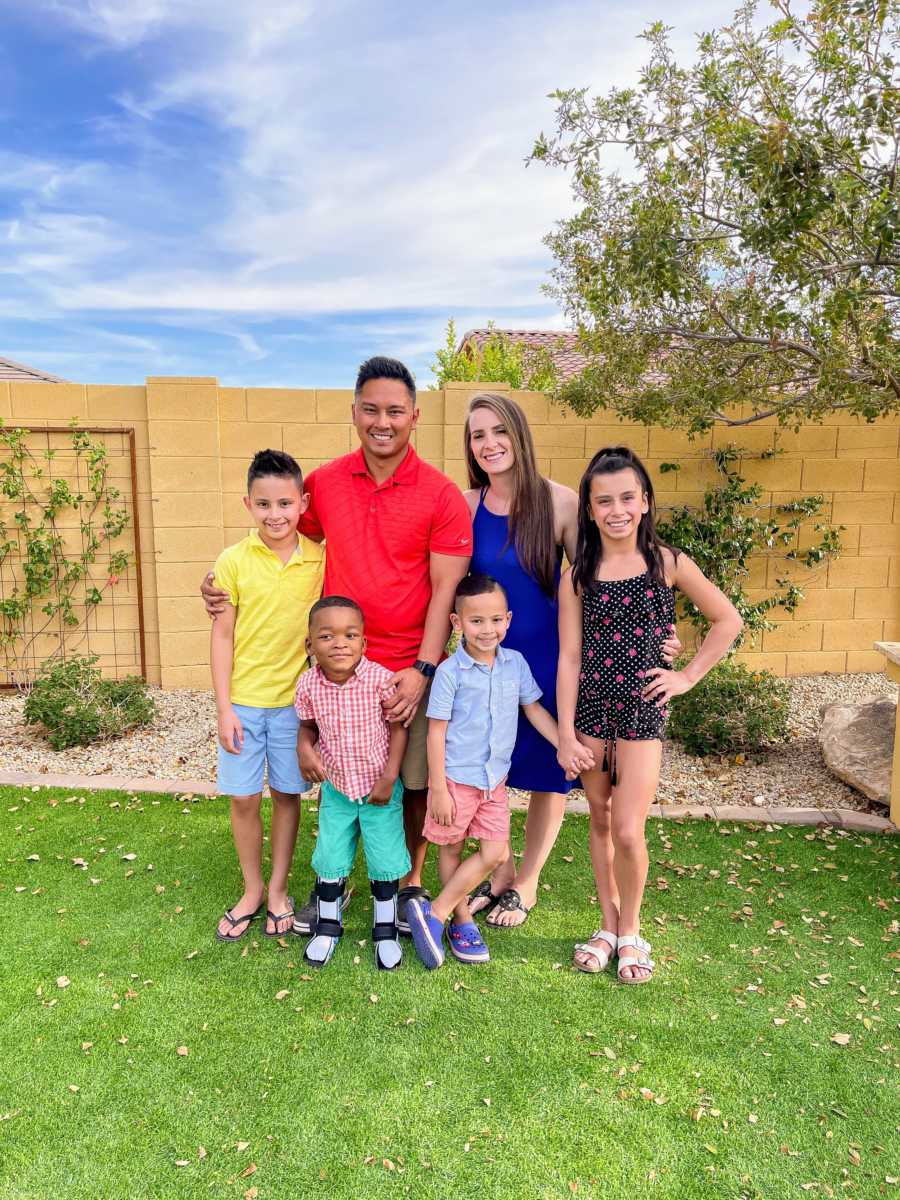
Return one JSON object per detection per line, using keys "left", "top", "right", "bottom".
{"left": 407, "top": 574, "right": 593, "bottom": 969}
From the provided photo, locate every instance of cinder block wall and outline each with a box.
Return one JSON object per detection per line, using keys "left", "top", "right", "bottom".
{"left": 2, "top": 376, "right": 897, "bottom": 689}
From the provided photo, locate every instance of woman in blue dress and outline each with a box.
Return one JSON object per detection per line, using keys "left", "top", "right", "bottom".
{"left": 463, "top": 393, "right": 679, "bottom": 929}
{"left": 462, "top": 393, "right": 582, "bottom": 927}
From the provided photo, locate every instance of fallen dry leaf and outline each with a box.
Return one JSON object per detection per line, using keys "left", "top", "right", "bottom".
{"left": 830, "top": 1033, "right": 851, "bottom": 1046}
{"left": 236, "top": 1140, "right": 250, "bottom": 1152}
{"left": 239, "top": 1163, "right": 257, "bottom": 1179}
{"left": 274, "top": 990, "right": 289, "bottom": 1001}
{"left": 174, "top": 1159, "right": 190, "bottom": 1167}
{"left": 176, "top": 1045, "right": 189, "bottom": 1056}
{"left": 56, "top": 976, "right": 71, "bottom": 989}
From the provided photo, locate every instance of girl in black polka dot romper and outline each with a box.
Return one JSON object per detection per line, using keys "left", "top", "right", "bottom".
{"left": 557, "top": 447, "right": 742, "bottom": 985}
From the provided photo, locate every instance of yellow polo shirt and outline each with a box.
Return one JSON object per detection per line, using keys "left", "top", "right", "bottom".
{"left": 213, "top": 529, "right": 325, "bottom": 708}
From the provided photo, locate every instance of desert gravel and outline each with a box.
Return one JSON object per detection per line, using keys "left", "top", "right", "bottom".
{"left": 1, "top": 672, "right": 895, "bottom": 812}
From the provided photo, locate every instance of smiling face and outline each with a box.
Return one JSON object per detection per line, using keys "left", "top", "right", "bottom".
{"left": 451, "top": 587, "right": 512, "bottom": 659}
{"left": 243, "top": 473, "right": 308, "bottom": 548}
{"left": 587, "top": 467, "right": 649, "bottom": 542}
{"left": 352, "top": 377, "right": 418, "bottom": 464}
{"left": 306, "top": 603, "right": 366, "bottom": 679}
{"left": 467, "top": 405, "right": 515, "bottom": 476}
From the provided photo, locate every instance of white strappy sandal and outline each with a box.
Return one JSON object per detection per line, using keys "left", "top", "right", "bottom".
{"left": 616, "top": 934, "right": 654, "bottom": 984}
{"left": 573, "top": 929, "right": 618, "bottom": 974}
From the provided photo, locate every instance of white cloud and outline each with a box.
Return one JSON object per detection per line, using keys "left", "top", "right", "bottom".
{"left": 7, "top": 0, "right": 738, "bottom": 372}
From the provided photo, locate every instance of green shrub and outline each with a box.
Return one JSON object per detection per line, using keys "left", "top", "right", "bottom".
{"left": 23, "top": 655, "right": 155, "bottom": 750}
{"left": 430, "top": 319, "right": 558, "bottom": 391}
{"left": 667, "top": 660, "right": 790, "bottom": 758}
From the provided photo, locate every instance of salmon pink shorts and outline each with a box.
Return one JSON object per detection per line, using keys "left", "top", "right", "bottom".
{"left": 423, "top": 777, "right": 510, "bottom": 845}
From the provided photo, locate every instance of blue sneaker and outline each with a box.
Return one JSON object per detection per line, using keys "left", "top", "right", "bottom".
{"left": 448, "top": 921, "right": 490, "bottom": 964}
{"left": 407, "top": 897, "right": 445, "bottom": 969}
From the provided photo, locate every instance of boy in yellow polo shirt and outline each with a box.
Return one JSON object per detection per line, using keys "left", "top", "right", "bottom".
{"left": 211, "top": 449, "right": 325, "bottom": 943}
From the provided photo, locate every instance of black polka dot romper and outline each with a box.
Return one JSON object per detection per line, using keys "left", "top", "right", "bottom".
{"left": 573, "top": 570, "right": 676, "bottom": 782}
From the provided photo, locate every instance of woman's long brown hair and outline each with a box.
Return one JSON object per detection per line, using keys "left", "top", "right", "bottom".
{"left": 464, "top": 393, "right": 557, "bottom": 596}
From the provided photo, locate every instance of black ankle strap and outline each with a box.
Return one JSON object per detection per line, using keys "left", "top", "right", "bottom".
{"left": 314, "top": 916, "right": 343, "bottom": 938}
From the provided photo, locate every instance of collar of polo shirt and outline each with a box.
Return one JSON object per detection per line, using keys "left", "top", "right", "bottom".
{"left": 455, "top": 643, "right": 512, "bottom": 670}
{"left": 349, "top": 445, "right": 420, "bottom": 485}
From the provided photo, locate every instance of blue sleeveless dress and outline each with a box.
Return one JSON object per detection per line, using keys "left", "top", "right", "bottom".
{"left": 470, "top": 492, "right": 575, "bottom": 795}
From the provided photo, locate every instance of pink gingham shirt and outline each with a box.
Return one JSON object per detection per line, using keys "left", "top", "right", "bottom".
{"left": 294, "top": 656, "right": 394, "bottom": 803}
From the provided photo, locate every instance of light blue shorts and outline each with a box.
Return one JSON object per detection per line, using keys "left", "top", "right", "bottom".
{"left": 216, "top": 704, "right": 309, "bottom": 797}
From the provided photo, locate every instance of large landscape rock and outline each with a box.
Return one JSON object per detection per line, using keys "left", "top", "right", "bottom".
{"left": 818, "top": 695, "right": 896, "bottom": 807}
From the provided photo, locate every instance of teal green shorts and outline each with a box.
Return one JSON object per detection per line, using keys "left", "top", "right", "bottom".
{"left": 312, "top": 779, "right": 412, "bottom": 882}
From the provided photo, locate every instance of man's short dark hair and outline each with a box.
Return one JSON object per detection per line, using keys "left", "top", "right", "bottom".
{"left": 309, "top": 595, "right": 365, "bottom": 627}
{"left": 247, "top": 448, "right": 303, "bottom": 494}
{"left": 354, "top": 356, "right": 416, "bottom": 406}
{"left": 454, "top": 573, "right": 508, "bottom": 611}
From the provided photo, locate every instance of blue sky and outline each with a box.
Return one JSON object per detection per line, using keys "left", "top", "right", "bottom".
{"left": 0, "top": 0, "right": 732, "bottom": 388}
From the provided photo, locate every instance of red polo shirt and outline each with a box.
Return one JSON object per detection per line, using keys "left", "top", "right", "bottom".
{"left": 300, "top": 446, "right": 472, "bottom": 672}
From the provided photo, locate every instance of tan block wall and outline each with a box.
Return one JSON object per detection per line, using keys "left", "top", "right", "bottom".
{"left": 4, "top": 376, "right": 898, "bottom": 688}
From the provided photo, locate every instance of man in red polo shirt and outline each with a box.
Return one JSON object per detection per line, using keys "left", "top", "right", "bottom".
{"left": 203, "top": 357, "right": 472, "bottom": 932}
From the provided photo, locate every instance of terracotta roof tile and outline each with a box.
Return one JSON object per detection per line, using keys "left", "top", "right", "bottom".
{"left": 459, "top": 328, "right": 587, "bottom": 382}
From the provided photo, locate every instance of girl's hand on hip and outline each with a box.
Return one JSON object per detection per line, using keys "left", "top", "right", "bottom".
{"left": 641, "top": 667, "right": 692, "bottom": 706}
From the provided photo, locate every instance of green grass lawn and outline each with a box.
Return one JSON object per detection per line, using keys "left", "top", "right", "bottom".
{"left": 2, "top": 785, "right": 898, "bottom": 1200}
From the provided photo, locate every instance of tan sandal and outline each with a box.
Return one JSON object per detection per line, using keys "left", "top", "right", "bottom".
{"left": 573, "top": 929, "right": 618, "bottom": 974}
{"left": 616, "top": 934, "right": 654, "bottom": 984}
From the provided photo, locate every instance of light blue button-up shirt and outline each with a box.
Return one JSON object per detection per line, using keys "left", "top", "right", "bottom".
{"left": 426, "top": 643, "right": 542, "bottom": 789}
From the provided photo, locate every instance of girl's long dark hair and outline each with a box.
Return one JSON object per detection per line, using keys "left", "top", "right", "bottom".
{"left": 571, "top": 446, "right": 674, "bottom": 594}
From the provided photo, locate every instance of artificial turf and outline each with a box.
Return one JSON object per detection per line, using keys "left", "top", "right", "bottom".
{"left": 1, "top": 784, "right": 898, "bottom": 1199}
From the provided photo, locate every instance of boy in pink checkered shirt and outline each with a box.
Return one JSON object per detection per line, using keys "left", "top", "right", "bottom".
{"left": 294, "top": 595, "right": 411, "bottom": 970}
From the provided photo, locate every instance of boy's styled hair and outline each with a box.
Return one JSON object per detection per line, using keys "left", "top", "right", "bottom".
{"left": 454, "top": 573, "right": 508, "bottom": 611}
{"left": 246, "top": 448, "right": 303, "bottom": 494}
{"left": 354, "top": 356, "right": 416, "bottom": 406}
{"left": 309, "top": 595, "right": 365, "bottom": 626}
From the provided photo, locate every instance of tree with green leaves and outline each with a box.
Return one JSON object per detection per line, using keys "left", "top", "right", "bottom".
{"left": 430, "top": 319, "right": 558, "bottom": 391}
{"left": 530, "top": 0, "right": 900, "bottom": 432}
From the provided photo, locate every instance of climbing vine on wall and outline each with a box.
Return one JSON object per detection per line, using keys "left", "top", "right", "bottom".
{"left": 0, "top": 421, "right": 133, "bottom": 688}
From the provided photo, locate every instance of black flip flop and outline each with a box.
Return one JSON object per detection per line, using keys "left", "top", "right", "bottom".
{"left": 215, "top": 900, "right": 264, "bottom": 943}
{"left": 468, "top": 879, "right": 501, "bottom": 918}
{"left": 485, "top": 888, "right": 534, "bottom": 928}
{"left": 263, "top": 895, "right": 296, "bottom": 938}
